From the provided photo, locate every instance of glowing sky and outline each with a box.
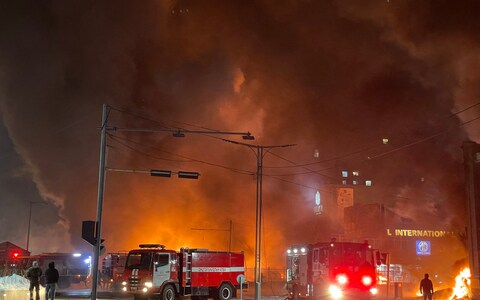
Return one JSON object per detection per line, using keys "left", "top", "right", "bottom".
{"left": 1, "top": 0, "right": 480, "bottom": 271}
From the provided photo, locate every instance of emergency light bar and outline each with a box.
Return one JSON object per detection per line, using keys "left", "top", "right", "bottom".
{"left": 139, "top": 244, "right": 166, "bottom": 249}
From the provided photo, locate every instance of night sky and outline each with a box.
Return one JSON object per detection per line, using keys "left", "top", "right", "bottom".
{"left": 1, "top": 0, "right": 479, "bottom": 272}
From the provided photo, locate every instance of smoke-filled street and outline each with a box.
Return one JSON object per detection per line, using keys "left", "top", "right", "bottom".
{"left": 1, "top": 1, "right": 480, "bottom": 299}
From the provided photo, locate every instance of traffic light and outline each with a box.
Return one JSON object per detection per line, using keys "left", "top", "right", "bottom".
{"left": 82, "top": 220, "right": 96, "bottom": 245}
{"left": 82, "top": 220, "right": 105, "bottom": 255}
{"left": 97, "top": 239, "right": 105, "bottom": 256}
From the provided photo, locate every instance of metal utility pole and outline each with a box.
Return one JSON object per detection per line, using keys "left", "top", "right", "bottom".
{"left": 91, "top": 104, "right": 254, "bottom": 300}
{"left": 462, "top": 141, "right": 480, "bottom": 299}
{"left": 91, "top": 103, "right": 108, "bottom": 300}
{"left": 26, "top": 201, "right": 45, "bottom": 252}
{"left": 223, "top": 139, "right": 295, "bottom": 300}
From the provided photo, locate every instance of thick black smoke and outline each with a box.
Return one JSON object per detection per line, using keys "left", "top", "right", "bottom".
{"left": 0, "top": 0, "right": 478, "bottom": 271}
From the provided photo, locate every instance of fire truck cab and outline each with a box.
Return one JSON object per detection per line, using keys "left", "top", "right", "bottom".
{"left": 102, "top": 252, "right": 128, "bottom": 290}
{"left": 286, "top": 240, "right": 380, "bottom": 299}
{"left": 121, "top": 244, "right": 245, "bottom": 300}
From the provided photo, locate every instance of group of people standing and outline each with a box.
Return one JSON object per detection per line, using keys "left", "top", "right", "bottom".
{"left": 25, "top": 261, "right": 59, "bottom": 300}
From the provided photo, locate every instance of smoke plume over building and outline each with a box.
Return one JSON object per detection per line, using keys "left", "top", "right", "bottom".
{"left": 1, "top": 0, "right": 479, "bottom": 271}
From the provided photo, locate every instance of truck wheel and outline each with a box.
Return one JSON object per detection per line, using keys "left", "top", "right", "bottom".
{"left": 217, "top": 283, "right": 233, "bottom": 300}
{"left": 161, "top": 285, "right": 175, "bottom": 300}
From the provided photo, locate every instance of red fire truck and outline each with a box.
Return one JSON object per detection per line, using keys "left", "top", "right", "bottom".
{"left": 286, "top": 240, "right": 381, "bottom": 299}
{"left": 121, "top": 244, "right": 245, "bottom": 300}
{"left": 102, "top": 252, "right": 128, "bottom": 290}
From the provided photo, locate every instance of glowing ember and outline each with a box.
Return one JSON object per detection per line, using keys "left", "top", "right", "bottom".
{"left": 449, "top": 267, "right": 471, "bottom": 299}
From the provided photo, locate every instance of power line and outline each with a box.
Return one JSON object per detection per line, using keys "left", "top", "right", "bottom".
{"left": 264, "top": 174, "right": 332, "bottom": 193}
{"left": 108, "top": 133, "right": 254, "bottom": 175}
{"left": 108, "top": 135, "right": 194, "bottom": 163}
{"left": 266, "top": 151, "right": 338, "bottom": 181}
{"left": 448, "top": 102, "right": 480, "bottom": 118}
{"left": 109, "top": 105, "right": 252, "bottom": 140}
{"left": 262, "top": 102, "right": 480, "bottom": 170}
{"left": 367, "top": 114, "right": 480, "bottom": 161}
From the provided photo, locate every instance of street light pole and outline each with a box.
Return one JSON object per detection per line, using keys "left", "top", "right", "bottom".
{"left": 254, "top": 146, "right": 263, "bottom": 300}
{"left": 91, "top": 103, "right": 108, "bottom": 300}
{"left": 222, "top": 139, "right": 295, "bottom": 300}
{"left": 26, "top": 201, "right": 45, "bottom": 252}
{"left": 91, "top": 104, "right": 254, "bottom": 300}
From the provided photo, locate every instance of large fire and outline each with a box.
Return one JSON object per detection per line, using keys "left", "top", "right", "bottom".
{"left": 449, "top": 267, "right": 471, "bottom": 300}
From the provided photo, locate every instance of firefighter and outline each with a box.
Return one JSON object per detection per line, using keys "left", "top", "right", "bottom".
{"left": 419, "top": 273, "right": 434, "bottom": 300}
{"left": 26, "top": 261, "right": 42, "bottom": 300}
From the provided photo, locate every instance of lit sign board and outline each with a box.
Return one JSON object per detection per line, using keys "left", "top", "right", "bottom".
{"left": 416, "top": 240, "right": 431, "bottom": 256}
{"left": 386, "top": 229, "right": 455, "bottom": 238}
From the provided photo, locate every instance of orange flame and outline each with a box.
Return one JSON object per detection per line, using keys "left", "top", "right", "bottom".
{"left": 449, "top": 267, "right": 471, "bottom": 299}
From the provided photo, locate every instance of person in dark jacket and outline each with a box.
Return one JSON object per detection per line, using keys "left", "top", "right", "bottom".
{"left": 419, "top": 273, "right": 434, "bottom": 300}
{"left": 26, "top": 261, "right": 42, "bottom": 300}
{"left": 45, "top": 261, "right": 59, "bottom": 300}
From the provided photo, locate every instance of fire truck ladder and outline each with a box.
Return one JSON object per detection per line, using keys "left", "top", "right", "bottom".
{"left": 184, "top": 252, "right": 192, "bottom": 293}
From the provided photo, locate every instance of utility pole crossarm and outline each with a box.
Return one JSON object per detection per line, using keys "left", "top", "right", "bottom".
{"left": 221, "top": 138, "right": 296, "bottom": 149}
{"left": 109, "top": 127, "right": 253, "bottom": 139}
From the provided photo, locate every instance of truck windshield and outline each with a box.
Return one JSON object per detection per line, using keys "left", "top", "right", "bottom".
{"left": 330, "top": 244, "right": 367, "bottom": 267}
{"left": 126, "top": 252, "right": 152, "bottom": 269}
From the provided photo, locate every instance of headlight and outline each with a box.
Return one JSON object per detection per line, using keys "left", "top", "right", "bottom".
{"left": 328, "top": 285, "right": 343, "bottom": 299}
{"left": 122, "top": 281, "right": 127, "bottom": 286}
{"left": 361, "top": 276, "right": 372, "bottom": 286}
{"left": 370, "top": 287, "right": 378, "bottom": 295}
{"left": 144, "top": 282, "right": 153, "bottom": 288}
{"left": 142, "top": 287, "right": 148, "bottom": 293}
{"left": 122, "top": 287, "right": 127, "bottom": 292}
{"left": 336, "top": 274, "right": 348, "bottom": 285}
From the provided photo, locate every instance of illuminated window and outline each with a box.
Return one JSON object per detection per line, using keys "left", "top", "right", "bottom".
{"left": 352, "top": 180, "right": 357, "bottom": 185}
{"left": 342, "top": 180, "right": 347, "bottom": 185}
{"left": 342, "top": 171, "right": 348, "bottom": 178}
{"left": 352, "top": 171, "right": 359, "bottom": 176}
{"left": 365, "top": 180, "right": 372, "bottom": 186}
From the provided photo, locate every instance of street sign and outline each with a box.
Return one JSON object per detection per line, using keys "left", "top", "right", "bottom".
{"left": 416, "top": 240, "right": 431, "bottom": 255}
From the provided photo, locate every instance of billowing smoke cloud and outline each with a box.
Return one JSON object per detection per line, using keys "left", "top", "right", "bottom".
{"left": 0, "top": 0, "right": 478, "bottom": 275}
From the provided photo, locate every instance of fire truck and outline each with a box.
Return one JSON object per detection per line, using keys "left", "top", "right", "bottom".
{"left": 121, "top": 244, "right": 245, "bottom": 300}
{"left": 286, "top": 240, "right": 381, "bottom": 299}
{"left": 19, "top": 252, "right": 91, "bottom": 288}
{"left": 102, "top": 252, "right": 128, "bottom": 290}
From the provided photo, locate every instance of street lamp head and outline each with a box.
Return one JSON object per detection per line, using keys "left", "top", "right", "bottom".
{"left": 242, "top": 133, "right": 255, "bottom": 140}
{"left": 173, "top": 131, "right": 186, "bottom": 138}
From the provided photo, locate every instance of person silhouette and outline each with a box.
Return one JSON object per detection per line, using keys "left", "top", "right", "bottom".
{"left": 419, "top": 273, "right": 434, "bottom": 300}
{"left": 45, "top": 262, "right": 59, "bottom": 300}
{"left": 25, "top": 261, "right": 42, "bottom": 300}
